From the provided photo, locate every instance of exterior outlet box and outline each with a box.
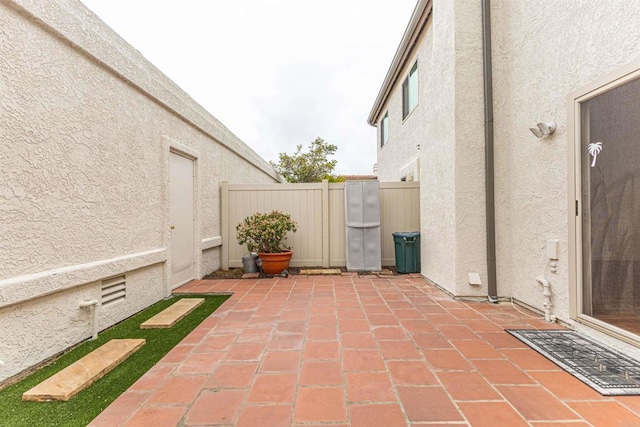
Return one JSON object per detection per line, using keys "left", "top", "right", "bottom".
{"left": 468, "top": 272, "right": 482, "bottom": 286}
{"left": 547, "top": 239, "right": 559, "bottom": 260}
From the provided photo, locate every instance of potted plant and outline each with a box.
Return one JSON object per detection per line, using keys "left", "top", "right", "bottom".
{"left": 236, "top": 210, "right": 297, "bottom": 274}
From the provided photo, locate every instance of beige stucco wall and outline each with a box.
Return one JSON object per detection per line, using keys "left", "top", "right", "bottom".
{"left": 0, "top": 0, "right": 278, "bottom": 382}
{"left": 491, "top": 0, "right": 640, "bottom": 321}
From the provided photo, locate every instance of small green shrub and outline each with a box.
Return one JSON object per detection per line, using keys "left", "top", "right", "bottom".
{"left": 236, "top": 210, "right": 297, "bottom": 253}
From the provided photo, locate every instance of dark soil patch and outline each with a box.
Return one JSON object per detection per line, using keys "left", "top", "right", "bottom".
{"left": 203, "top": 266, "right": 399, "bottom": 280}
{"left": 203, "top": 268, "right": 245, "bottom": 279}
{"left": 202, "top": 266, "right": 304, "bottom": 280}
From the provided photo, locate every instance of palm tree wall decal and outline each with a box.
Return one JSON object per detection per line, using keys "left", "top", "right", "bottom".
{"left": 588, "top": 141, "right": 603, "bottom": 167}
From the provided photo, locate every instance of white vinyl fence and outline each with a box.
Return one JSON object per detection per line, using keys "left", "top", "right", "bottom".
{"left": 221, "top": 181, "right": 420, "bottom": 269}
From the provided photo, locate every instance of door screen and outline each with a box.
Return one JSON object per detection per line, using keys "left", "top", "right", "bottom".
{"left": 581, "top": 76, "right": 640, "bottom": 334}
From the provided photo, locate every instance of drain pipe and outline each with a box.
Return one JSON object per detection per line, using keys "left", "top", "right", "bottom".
{"left": 79, "top": 299, "right": 99, "bottom": 340}
{"left": 535, "top": 276, "right": 556, "bottom": 322}
{"left": 482, "top": 0, "right": 498, "bottom": 303}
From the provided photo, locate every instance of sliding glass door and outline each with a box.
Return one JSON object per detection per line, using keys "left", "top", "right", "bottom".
{"left": 581, "top": 76, "right": 640, "bottom": 334}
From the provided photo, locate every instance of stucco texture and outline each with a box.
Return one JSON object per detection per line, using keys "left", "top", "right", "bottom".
{"left": 416, "top": 0, "right": 488, "bottom": 297}
{"left": 491, "top": 0, "right": 640, "bottom": 320}
{"left": 374, "top": 1, "right": 489, "bottom": 297}
{"left": 375, "top": 0, "right": 640, "bottom": 323}
{"left": 0, "top": 0, "right": 278, "bottom": 382}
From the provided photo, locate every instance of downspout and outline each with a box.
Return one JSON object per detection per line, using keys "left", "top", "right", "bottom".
{"left": 482, "top": 0, "right": 498, "bottom": 303}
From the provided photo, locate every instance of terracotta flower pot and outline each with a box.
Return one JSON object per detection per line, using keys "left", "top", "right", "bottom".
{"left": 258, "top": 251, "right": 293, "bottom": 275}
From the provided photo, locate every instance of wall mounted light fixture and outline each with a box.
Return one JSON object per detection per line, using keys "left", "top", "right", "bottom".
{"left": 530, "top": 121, "right": 556, "bottom": 138}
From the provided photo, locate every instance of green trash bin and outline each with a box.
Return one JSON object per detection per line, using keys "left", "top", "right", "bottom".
{"left": 392, "top": 232, "right": 421, "bottom": 274}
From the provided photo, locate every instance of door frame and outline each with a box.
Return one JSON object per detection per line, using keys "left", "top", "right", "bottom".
{"left": 163, "top": 138, "right": 201, "bottom": 295}
{"left": 568, "top": 59, "right": 640, "bottom": 344}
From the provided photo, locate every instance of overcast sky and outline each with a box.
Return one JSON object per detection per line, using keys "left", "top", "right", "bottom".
{"left": 80, "top": 0, "right": 417, "bottom": 175}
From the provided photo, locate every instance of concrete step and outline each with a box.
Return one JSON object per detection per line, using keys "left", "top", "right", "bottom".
{"left": 140, "top": 298, "right": 204, "bottom": 329}
{"left": 22, "top": 339, "right": 145, "bottom": 402}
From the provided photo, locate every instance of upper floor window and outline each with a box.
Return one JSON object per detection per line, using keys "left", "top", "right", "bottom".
{"left": 380, "top": 112, "right": 389, "bottom": 147}
{"left": 402, "top": 61, "right": 418, "bottom": 119}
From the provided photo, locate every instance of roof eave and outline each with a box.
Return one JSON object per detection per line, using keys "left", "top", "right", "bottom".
{"left": 367, "top": 0, "right": 432, "bottom": 126}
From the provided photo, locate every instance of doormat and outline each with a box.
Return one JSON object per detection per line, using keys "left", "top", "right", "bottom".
{"left": 507, "top": 329, "right": 640, "bottom": 395}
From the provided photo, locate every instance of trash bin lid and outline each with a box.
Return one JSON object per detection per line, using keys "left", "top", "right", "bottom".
{"left": 392, "top": 231, "right": 420, "bottom": 238}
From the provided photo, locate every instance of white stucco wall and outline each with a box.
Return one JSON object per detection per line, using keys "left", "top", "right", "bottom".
{"left": 374, "top": 23, "right": 429, "bottom": 183}
{"left": 0, "top": 0, "right": 278, "bottom": 382}
{"left": 417, "top": 0, "right": 488, "bottom": 297}
{"left": 375, "top": 113, "right": 421, "bottom": 182}
{"left": 418, "top": 4, "right": 457, "bottom": 292}
{"left": 377, "top": 0, "right": 640, "bottom": 322}
{"left": 373, "top": 16, "right": 458, "bottom": 290}
{"left": 491, "top": 0, "right": 640, "bottom": 321}
{"left": 373, "top": 1, "right": 488, "bottom": 297}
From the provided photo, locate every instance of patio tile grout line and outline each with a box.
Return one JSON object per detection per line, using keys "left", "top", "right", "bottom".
{"left": 459, "top": 301, "right": 540, "bottom": 426}
{"left": 462, "top": 299, "right": 586, "bottom": 425}
{"left": 90, "top": 276, "right": 640, "bottom": 426}
{"left": 420, "top": 291, "right": 475, "bottom": 426}
{"left": 381, "top": 276, "right": 450, "bottom": 425}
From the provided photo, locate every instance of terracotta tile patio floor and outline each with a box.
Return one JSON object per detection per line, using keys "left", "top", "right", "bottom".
{"left": 90, "top": 275, "right": 640, "bottom": 426}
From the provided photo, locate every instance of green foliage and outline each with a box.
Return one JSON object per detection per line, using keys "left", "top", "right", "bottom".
{"left": 0, "top": 295, "right": 228, "bottom": 427}
{"left": 270, "top": 137, "right": 338, "bottom": 183}
{"left": 324, "top": 174, "right": 346, "bottom": 182}
{"left": 236, "top": 210, "right": 298, "bottom": 253}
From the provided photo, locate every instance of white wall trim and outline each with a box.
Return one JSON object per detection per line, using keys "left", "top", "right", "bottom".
{"left": 202, "top": 236, "right": 223, "bottom": 250}
{"left": 0, "top": 248, "right": 167, "bottom": 309}
{"left": 168, "top": 140, "right": 200, "bottom": 161}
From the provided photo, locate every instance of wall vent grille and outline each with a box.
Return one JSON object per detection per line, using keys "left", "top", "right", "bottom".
{"left": 101, "top": 275, "right": 126, "bottom": 307}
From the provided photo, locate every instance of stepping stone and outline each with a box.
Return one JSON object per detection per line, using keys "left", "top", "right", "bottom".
{"left": 242, "top": 272, "right": 260, "bottom": 279}
{"left": 299, "top": 268, "right": 342, "bottom": 275}
{"left": 140, "top": 298, "right": 204, "bottom": 329}
{"left": 22, "top": 339, "right": 145, "bottom": 402}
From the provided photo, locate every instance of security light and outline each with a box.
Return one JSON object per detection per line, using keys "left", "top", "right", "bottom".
{"left": 530, "top": 121, "right": 556, "bottom": 138}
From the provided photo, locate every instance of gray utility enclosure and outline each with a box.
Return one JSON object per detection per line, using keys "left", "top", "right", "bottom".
{"left": 345, "top": 181, "right": 382, "bottom": 271}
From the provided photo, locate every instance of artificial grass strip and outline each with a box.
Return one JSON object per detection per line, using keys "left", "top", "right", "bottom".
{"left": 0, "top": 294, "right": 228, "bottom": 427}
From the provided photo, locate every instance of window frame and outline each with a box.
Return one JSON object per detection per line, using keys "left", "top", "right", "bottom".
{"left": 380, "top": 112, "right": 389, "bottom": 147}
{"left": 402, "top": 61, "right": 419, "bottom": 119}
